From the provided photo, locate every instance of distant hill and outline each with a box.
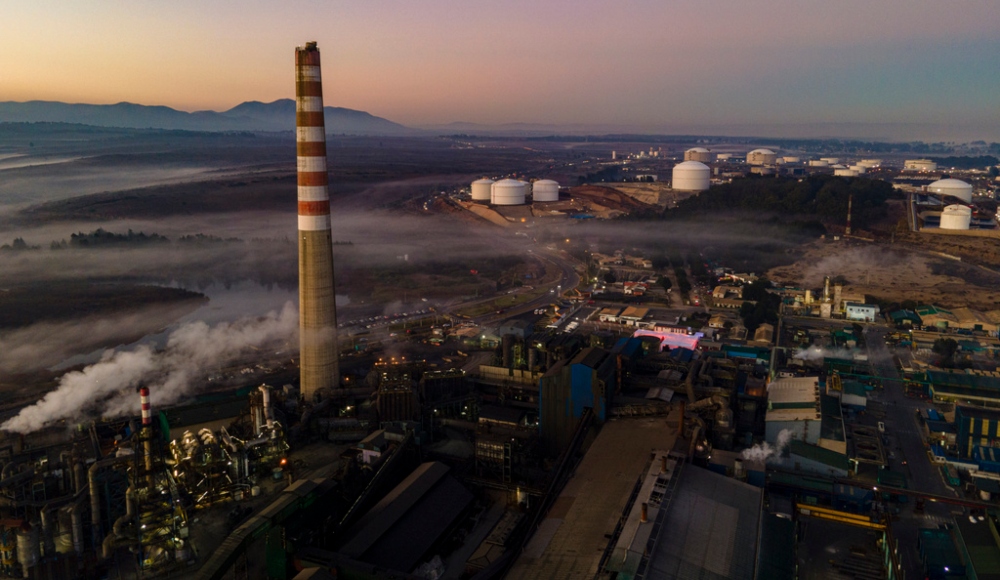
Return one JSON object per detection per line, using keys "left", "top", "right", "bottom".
{"left": 0, "top": 99, "right": 415, "bottom": 135}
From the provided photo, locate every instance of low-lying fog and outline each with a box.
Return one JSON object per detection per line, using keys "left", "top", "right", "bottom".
{"left": 0, "top": 162, "right": 244, "bottom": 207}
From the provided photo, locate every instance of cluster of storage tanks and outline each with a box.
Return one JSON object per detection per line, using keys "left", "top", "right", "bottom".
{"left": 470, "top": 178, "right": 560, "bottom": 205}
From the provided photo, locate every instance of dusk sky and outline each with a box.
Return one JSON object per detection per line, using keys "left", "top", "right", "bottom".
{"left": 3, "top": 0, "right": 999, "bottom": 137}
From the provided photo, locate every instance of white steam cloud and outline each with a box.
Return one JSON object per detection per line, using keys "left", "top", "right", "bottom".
{"left": 1, "top": 302, "right": 298, "bottom": 434}
{"left": 792, "top": 346, "right": 857, "bottom": 362}
{"left": 740, "top": 429, "right": 792, "bottom": 463}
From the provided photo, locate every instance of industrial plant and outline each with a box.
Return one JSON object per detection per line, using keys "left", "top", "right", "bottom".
{"left": 3, "top": 35, "right": 1000, "bottom": 580}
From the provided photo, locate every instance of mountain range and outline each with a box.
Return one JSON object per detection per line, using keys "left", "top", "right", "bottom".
{"left": 0, "top": 99, "right": 415, "bottom": 135}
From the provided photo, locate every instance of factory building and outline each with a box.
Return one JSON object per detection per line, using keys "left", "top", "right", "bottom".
{"left": 531, "top": 179, "right": 560, "bottom": 202}
{"left": 904, "top": 159, "right": 938, "bottom": 172}
{"left": 470, "top": 178, "right": 493, "bottom": 201}
{"left": 538, "top": 347, "right": 616, "bottom": 455}
{"left": 844, "top": 302, "right": 879, "bottom": 322}
{"left": 337, "top": 462, "right": 473, "bottom": 573}
{"left": 956, "top": 406, "right": 1000, "bottom": 458}
{"left": 683, "top": 147, "right": 714, "bottom": 163}
{"left": 671, "top": 161, "right": 710, "bottom": 192}
{"left": 490, "top": 179, "right": 527, "bottom": 205}
{"left": 296, "top": 41, "right": 340, "bottom": 400}
{"left": 928, "top": 178, "right": 974, "bottom": 203}
{"left": 765, "top": 376, "right": 822, "bottom": 445}
{"left": 746, "top": 148, "right": 777, "bottom": 166}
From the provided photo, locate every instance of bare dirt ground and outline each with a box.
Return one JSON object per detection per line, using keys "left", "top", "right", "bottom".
{"left": 768, "top": 240, "right": 1000, "bottom": 311}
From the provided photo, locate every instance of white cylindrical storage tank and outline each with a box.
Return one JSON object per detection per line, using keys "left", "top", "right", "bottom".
{"left": 470, "top": 178, "right": 493, "bottom": 201}
{"left": 746, "top": 148, "right": 777, "bottom": 165}
{"left": 820, "top": 157, "right": 840, "bottom": 164}
{"left": 940, "top": 204, "right": 972, "bottom": 230}
{"left": 858, "top": 159, "right": 881, "bottom": 168}
{"left": 672, "top": 161, "right": 710, "bottom": 191}
{"left": 781, "top": 156, "right": 801, "bottom": 164}
{"left": 716, "top": 153, "right": 732, "bottom": 161}
{"left": 849, "top": 165, "right": 867, "bottom": 174}
{"left": 532, "top": 179, "right": 560, "bottom": 202}
{"left": 928, "top": 178, "right": 973, "bottom": 203}
{"left": 904, "top": 159, "right": 937, "bottom": 172}
{"left": 834, "top": 168, "right": 858, "bottom": 177}
{"left": 491, "top": 179, "right": 526, "bottom": 205}
{"left": 684, "top": 147, "right": 713, "bottom": 163}
{"left": 808, "top": 159, "right": 829, "bottom": 167}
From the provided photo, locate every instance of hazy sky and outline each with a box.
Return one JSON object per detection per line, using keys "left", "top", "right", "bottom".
{"left": 3, "top": 0, "right": 999, "bottom": 134}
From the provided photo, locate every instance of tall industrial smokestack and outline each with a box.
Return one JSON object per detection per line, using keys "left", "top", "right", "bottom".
{"left": 139, "top": 386, "right": 154, "bottom": 487}
{"left": 296, "top": 41, "right": 340, "bottom": 401}
{"left": 845, "top": 193, "right": 853, "bottom": 236}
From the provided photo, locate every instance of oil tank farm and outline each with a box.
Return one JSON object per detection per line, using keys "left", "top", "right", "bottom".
{"left": 940, "top": 205, "right": 972, "bottom": 230}
{"left": 491, "top": 179, "right": 527, "bottom": 205}
{"left": 928, "top": 178, "right": 973, "bottom": 203}
{"left": 671, "top": 161, "right": 711, "bottom": 192}
{"left": 746, "top": 149, "right": 777, "bottom": 166}
{"left": 683, "top": 147, "right": 713, "bottom": 163}
{"left": 470, "top": 178, "right": 494, "bottom": 201}
{"left": 531, "top": 179, "right": 560, "bottom": 202}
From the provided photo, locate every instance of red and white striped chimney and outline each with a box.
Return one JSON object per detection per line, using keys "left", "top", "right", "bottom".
{"left": 139, "top": 386, "right": 152, "bottom": 427}
{"left": 296, "top": 41, "right": 340, "bottom": 401}
{"left": 296, "top": 42, "right": 330, "bottom": 233}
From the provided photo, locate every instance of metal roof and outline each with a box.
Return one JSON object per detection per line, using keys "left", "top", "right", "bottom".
{"left": 646, "top": 466, "right": 762, "bottom": 580}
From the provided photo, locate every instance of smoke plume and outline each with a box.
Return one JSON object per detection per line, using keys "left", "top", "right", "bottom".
{"left": 740, "top": 429, "right": 792, "bottom": 463}
{"left": 792, "top": 345, "right": 857, "bottom": 362}
{"left": 1, "top": 302, "right": 297, "bottom": 434}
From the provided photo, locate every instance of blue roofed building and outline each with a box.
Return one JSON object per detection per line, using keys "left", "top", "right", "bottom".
{"left": 539, "top": 347, "right": 617, "bottom": 455}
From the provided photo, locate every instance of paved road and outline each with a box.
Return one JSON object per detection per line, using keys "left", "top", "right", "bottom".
{"left": 863, "top": 324, "right": 957, "bottom": 577}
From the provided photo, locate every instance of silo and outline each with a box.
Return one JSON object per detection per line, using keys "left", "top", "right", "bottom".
{"left": 532, "top": 179, "right": 560, "bottom": 202}
{"left": 746, "top": 149, "right": 777, "bottom": 165}
{"left": 492, "top": 179, "right": 526, "bottom": 205}
{"left": 928, "top": 178, "right": 973, "bottom": 203}
{"left": 672, "top": 161, "right": 710, "bottom": 191}
{"left": 471, "top": 178, "right": 494, "bottom": 201}
{"left": 684, "top": 147, "right": 713, "bottom": 163}
{"left": 940, "top": 205, "right": 972, "bottom": 230}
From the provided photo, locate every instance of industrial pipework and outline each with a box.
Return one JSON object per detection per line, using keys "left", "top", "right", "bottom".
{"left": 296, "top": 40, "right": 340, "bottom": 402}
